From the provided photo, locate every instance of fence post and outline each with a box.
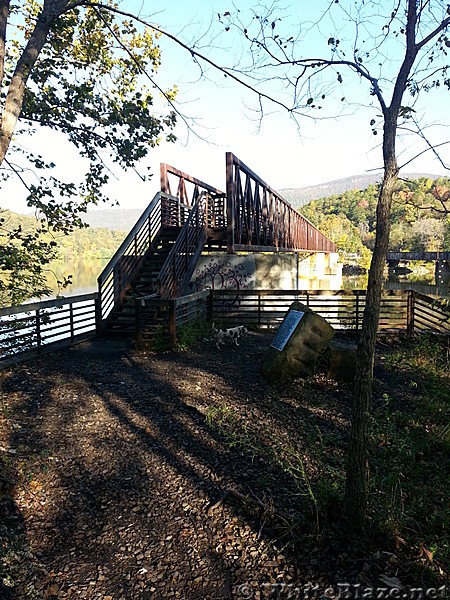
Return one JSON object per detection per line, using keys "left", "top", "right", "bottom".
{"left": 207, "top": 289, "right": 214, "bottom": 323}
{"left": 169, "top": 299, "right": 177, "bottom": 349}
{"left": 355, "top": 291, "right": 359, "bottom": 335}
{"left": 69, "top": 303, "right": 74, "bottom": 343}
{"left": 95, "top": 295, "right": 102, "bottom": 335}
{"left": 160, "top": 163, "right": 168, "bottom": 193}
{"left": 407, "top": 290, "right": 415, "bottom": 338}
{"left": 35, "top": 309, "right": 41, "bottom": 354}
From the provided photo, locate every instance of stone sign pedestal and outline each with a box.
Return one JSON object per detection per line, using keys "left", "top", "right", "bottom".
{"left": 261, "top": 301, "right": 335, "bottom": 383}
{"left": 327, "top": 339, "right": 357, "bottom": 383}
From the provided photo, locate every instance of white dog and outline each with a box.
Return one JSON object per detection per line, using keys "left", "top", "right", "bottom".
{"left": 212, "top": 323, "right": 248, "bottom": 348}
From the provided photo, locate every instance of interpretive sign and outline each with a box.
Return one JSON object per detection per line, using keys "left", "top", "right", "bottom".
{"left": 270, "top": 310, "right": 305, "bottom": 351}
{"left": 261, "top": 300, "right": 335, "bottom": 383}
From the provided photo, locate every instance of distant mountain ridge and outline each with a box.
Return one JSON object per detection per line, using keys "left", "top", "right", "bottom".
{"left": 280, "top": 172, "right": 442, "bottom": 207}
{"left": 83, "top": 208, "right": 143, "bottom": 231}
{"left": 78, "top": 172, "right": 443, "bottom": 231}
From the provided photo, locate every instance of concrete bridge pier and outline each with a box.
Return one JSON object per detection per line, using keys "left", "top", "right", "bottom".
{"left": 298, "top": 252, "right": 341, "bottom": 279}
{"left": 189, "top": 251, "right": 342, "bottom": 294}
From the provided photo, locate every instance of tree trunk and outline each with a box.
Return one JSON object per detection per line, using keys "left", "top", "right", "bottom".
{"left": 343, "top": 126, "right": 398, "bottom": 531}
{"left": 341, "top": 0, "right": 428, "bottom": 535}
{"left": 0, "top": 0, "right": 71, "bottom": 165}
{"left": 0, "top": 0, "right": 10, "bottom": 90}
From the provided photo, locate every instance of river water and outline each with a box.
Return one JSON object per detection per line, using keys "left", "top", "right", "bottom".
{"left": 45, "top": 258, "right": 449, "bottom": 300}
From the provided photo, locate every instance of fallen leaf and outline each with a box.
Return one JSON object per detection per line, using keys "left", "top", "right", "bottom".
{"left": 379, "top": 575, "right": 403, "bottom": 589}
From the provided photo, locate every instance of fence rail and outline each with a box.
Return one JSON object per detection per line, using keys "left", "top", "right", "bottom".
{"left": 1, "top": 289, "right": 447, "bottom": 363}
{"left": 0, "top": 293, "right": 99, "bottom": 365}
{"left": 412, "top": 292, "right": 450, "bottom": 336}
{"left": 134, "top": 289, "right": 449, "bottom": 349}
{"left": 211, "top": 289, "right": 411, "bottom": 332}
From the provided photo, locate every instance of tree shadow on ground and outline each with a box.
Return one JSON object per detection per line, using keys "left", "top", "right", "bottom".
{"left": 0, "top": 334, "right": 364, "bottom": 598}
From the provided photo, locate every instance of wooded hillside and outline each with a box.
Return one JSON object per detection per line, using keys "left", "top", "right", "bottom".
{"left": 1, "top": 210, "right": 126, "bottom": 261}
{"left": 300, "top": 177, "right": 450, "bottom": 260}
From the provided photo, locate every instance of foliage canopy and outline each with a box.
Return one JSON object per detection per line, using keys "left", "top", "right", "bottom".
{"left": 0, "top": 0, "right": 176, "bottom": 303}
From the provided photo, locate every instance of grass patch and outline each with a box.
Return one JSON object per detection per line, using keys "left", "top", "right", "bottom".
{"left": 370, "top": 335, "right": 449, "bottom": 578}
{"left": 204, "top": 334, "right": 449, "bottom": 581}
{"left": 137, "top": 320, "right": 213, "bottom": 352}
{"left": 175, "top": 319, "right": 211, "bottom": 351}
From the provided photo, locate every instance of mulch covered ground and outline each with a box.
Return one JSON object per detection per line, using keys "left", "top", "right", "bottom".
{"left": 0, "top": 332, "right": 444, "bottom": 599}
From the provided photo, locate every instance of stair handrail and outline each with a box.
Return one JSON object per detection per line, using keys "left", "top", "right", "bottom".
{"left": 97, "top": 191, "right": 185, "bottom": 321}
{"left": 157, "top": 192, "right": 214, "bottom": 299}
{"left": 99, "top": 192, "right": 161, "bottom": 284}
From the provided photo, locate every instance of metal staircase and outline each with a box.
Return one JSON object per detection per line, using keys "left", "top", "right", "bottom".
{"left": 98, "top": 165, "right": 226, "bottom": 336}
{"left": 103, "top": 226, "right": 181, "bottom": 335}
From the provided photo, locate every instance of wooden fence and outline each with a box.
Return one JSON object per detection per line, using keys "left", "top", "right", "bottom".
{"left": 0, "top": 293, "right": 99, "bottom": 365}
{"left": 135, "top": 289, "right": 449, "bottom": 349}
{"left": 1, "top": 289, "right": 447, "bottom": 362}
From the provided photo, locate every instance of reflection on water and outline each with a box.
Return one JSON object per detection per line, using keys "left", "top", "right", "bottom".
{"left": 46, "top": 258, "right": 109, "bottom": 297}
{"left": 45, "top": 258, "right": 449, "bottom": 301}
{"left": 299, "top": 270, "right": 449, "bottom": 298}
{"left": 343, "top": 273, "right": 449, "bottom": 298}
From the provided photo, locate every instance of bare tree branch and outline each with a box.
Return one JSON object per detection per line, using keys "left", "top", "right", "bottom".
{"left": 67, "top": 1, "right": 311, "bottom": 118}
{"left": 416, "top": 15, "right": 450, "bottom": 50}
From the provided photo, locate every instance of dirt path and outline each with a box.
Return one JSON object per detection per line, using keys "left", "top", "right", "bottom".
{"left": 1, "top": 332, "right": 430, "bottom": 599}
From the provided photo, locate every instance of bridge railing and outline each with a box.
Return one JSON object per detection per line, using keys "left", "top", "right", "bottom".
{"left": 157, "top": 192, "right": 210, "bottom": 299}
{"left": 225, "top": 152, "right": 336, "bottom": 254}
{"left": 0, "top": 293, "right": 99, "bottom": 365}
{"left": 386, "top": 251, "right": 450, "bottom": 262}
{"left": 160, "top": 163, "right": 226, "bottom": 209}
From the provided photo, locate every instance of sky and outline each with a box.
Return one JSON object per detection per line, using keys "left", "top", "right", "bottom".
{"left": 2, "top": 0, "right": 450, "bottom": 213}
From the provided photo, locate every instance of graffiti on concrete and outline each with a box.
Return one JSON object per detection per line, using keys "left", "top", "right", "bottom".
{"left": 189, "top": 256, "right": 255, "bottom": 310}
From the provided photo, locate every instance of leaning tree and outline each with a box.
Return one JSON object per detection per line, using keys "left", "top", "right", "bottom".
{"left": 0, "top": 0, "right": 176, "bottom": 303}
